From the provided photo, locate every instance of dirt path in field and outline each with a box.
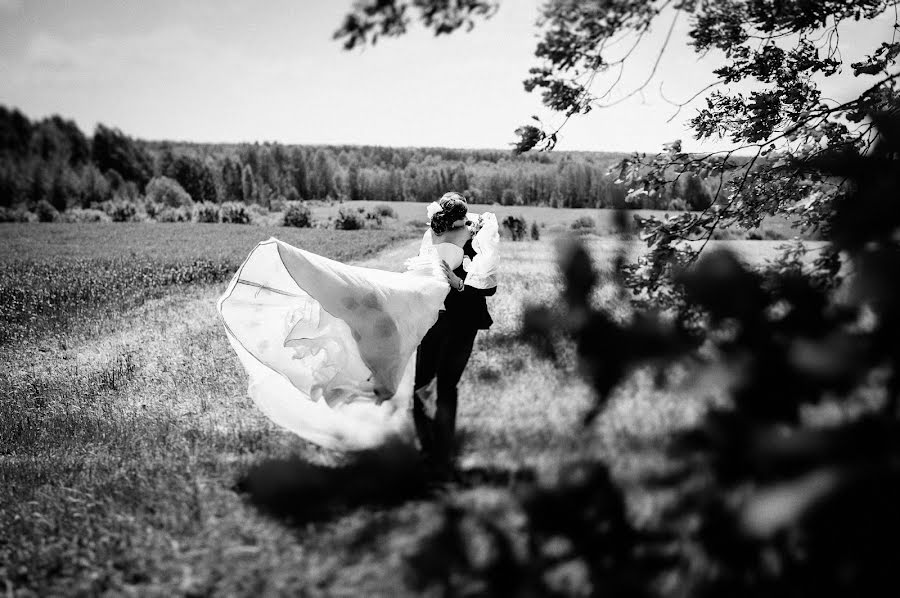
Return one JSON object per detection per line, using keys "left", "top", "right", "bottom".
{"left": 353, "top": 237, "right": 422, "bottom": 270}
{"left": 4, "top": 234, "right": 798, "bottom": 595}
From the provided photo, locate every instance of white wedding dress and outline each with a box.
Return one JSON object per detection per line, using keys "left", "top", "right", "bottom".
{"left": 217, "top": 213, "right": 499, "bottom": 451}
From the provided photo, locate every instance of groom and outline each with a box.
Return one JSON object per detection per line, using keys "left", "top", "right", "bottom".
{"left": 412, "top": 192, "right": 496, "bottom": 473}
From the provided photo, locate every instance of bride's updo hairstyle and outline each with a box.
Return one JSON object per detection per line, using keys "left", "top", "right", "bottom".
{"left": 429, "top": 192, "right": 468, "bottom": 235}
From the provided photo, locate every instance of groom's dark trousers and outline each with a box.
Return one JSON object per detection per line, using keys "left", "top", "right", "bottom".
{"left": 413, "top": 312, "right": 478, "bottom": 463}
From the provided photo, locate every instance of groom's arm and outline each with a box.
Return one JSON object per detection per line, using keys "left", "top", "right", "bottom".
{"left": 458, "top": 242, "right": 497, "bottom": 297}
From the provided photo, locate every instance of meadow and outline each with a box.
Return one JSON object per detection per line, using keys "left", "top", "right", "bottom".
{"left": 0, "top": 223, "right": 412, "bottom": 347}
{"left": 313, "top": 200, "right": 808, "bottom": 240}
{"left": 0, "top": 213, "right": 803, "bottom": 595}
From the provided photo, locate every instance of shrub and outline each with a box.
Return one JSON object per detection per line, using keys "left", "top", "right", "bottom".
{"left": 155, "top": 206, "right": 190, "bottom": 222}
{"left": 248, "top": 203, "right": 271, "bottom": 224}
{"left": 0, "top": 207, "right": 34, "bottom": 222}
{"left": 220, "top": 201, "right": 251, "bottom": 224}
{"left": 269, "top": 196, "right": 289, "bottom": 213}
{"left": 283, "top": 201, "right": 312, "bottom": 228}
{"left": 501, "top": 215, "right": 526, "bottom": 241}
{"left": 102, "top": 199, "right": 138, "bottom": 222}
{"left": 530, "top": 220, "right": 541, "bottom": 240}
{"left": 193, "top": 202, "right": 221, "bottom": 223}
{"left": 570, "top": 215, "right": 596, "bottom": 231}
{"left": 61, "top": 208, "right": 111, "bottom": 223}
{"left": 145, "top": 176, "right": 193, "bottom": 208}
{"left": 364, "top": 209, "right": 384, "bottom": 227}
{"left": 144, "top": 200, "right": 160, "bottom": 219}
{"left": 35, "top": 199, "right": 59, "bottom": 222}
{"left": 373, "top": 204, "right": 397, "bottom": 219}
{"left": 335, "top": 207, "right": 365, "bottom": 230}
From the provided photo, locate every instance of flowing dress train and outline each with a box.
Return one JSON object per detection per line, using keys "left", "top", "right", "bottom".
{"left": 217, "top": 213, "right": 499, "bottom": 451}
{"left": 217, "top": 238, "right": 449, "bottom": 450}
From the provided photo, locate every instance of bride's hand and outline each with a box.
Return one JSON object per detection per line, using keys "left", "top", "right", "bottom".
{"left": 440, "top": 260, "right": 462, "bottom": 289}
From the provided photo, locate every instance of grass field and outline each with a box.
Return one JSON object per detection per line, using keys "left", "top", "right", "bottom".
{"left": 0, "top": 223, "right": 413, "bottom": 348}
{"left": 311, "top": 199, "right": 813, "bottom": 240}
{"left": 0, "top": 221, "right": 807, "bottom": 595}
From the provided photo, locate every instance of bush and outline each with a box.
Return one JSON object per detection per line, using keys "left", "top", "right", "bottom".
{"left": 155, "top": 206, "right": 190, "bottom": 222}
{"left": 373, "top": 204, "right": 397, "bottom": 219}
{"left": 193, "top": 202, "right": 221, "bottom": 223}
{"left": 269, "top": 196, "right": 289, "bottom": 213}
{"left": 145, "top": 176, "right": 193, "bottom": 208}
{"left": 35, "top": 199, "right": 59, "bottom": 222}
{"left": 364, "top": 210, "right": 384, "bottom": 227}
{"left": 61, "top": 208, "right": 111, "bottom": 223}
{"left": 102, "top": 199, "right": 139, "bottom": 222}
{"left": 0, "top": 206, "right": 34, "bottom": 222}
{"left": 502, "top": 215, "right": 527, "bottom": 241}
{"left": 283, "top": 201, "right": 312, "bottom": 228}
{"left": 248, "top": 204, "right": 271, "bottom": 225}
{"left": 570, "top": 215, "right": 596, "bottom": 231}
{"left": 530, "top": 220, "right": 541, "bottom": 241}
{"left": 220, "top": 201, "right": 251, "bottom": 224}
{"left": 335, "top": 207, "right": 365, "bottom": 230}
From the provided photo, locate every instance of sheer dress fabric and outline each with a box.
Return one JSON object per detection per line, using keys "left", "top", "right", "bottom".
{"left": 217, "top": 214, "right": 499, "bottom": 450}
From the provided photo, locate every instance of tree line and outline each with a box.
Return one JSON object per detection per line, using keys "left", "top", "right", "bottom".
{"left": 0, "top": 105, "right": 716, "bottom": 217}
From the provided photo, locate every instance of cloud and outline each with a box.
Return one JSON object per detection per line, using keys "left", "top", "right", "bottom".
{"left": 15, "top": 25, "right": 293, "bottom": 89}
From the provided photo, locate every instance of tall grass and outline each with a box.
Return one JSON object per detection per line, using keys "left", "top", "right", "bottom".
{"left": 0, "top": 230, "right": 789, "bottom": 594}
{"left": 0, "top": 223, "right": 414, "bottom": 347}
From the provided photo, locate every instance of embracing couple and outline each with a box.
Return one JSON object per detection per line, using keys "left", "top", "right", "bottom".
{"left": 217, "top": 192, "right": 499, "bottom": 470}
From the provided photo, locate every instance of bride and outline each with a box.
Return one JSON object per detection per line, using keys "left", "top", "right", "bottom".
{"left": 217, "top": 193, "right": 499, "bottom": 452}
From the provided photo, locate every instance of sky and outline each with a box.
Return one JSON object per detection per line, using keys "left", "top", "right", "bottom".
{"left": 0, "top": 0, "right": 896, "bottom": 153}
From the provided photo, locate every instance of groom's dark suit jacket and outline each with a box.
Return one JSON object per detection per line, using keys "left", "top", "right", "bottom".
{"left": 442, "top": 239, "right": 496, "bottom": 330}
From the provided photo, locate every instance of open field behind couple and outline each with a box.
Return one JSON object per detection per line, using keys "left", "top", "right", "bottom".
{"left": 1, "top": 205, "right": 799, "bottom": 595}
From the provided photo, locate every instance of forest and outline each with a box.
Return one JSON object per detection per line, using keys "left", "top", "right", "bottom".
{"left": 0, "top": 105, "right": 716, "bottom": 222}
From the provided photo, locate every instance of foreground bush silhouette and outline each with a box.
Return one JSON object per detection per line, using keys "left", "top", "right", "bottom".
{"left": 408, "top": 112, "right": 900, "bottom": 597}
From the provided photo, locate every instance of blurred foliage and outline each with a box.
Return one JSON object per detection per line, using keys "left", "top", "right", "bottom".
{"left": 334, "top": 0, "right": 498, "bottom": 49}
{"left": 401, "top": 113, "right": 900, "bottom": 595}
{"left": 335, "top": 0, "right": 900, "bottom": 301}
